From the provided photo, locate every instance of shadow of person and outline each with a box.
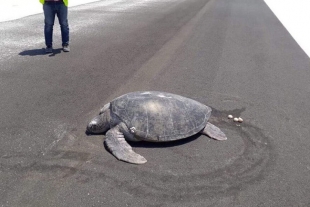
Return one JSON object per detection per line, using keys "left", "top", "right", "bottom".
{"left": 19, "top": 48, "right": 62, "bottom": 56}
{"left": 48, "top": 48, "right": 62, "bottom": 57}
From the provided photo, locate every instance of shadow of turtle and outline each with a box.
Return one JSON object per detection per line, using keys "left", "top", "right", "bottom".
{"left": 85, "top": 129, "right": 201, "bottom": 149}
{"left": 101, "top": 133, "right": 201, "bottom": 154}
{"left": 128, "top": 134, "right": 201, "bottom": 148}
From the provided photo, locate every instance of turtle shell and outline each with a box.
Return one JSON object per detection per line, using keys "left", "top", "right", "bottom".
{"left": 110, "top": 91, "right": 211, "bottom": 142}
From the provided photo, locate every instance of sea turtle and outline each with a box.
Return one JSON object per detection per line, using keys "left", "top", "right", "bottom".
{"left": 86, "top": 91, "right": 227, "bottom": 164}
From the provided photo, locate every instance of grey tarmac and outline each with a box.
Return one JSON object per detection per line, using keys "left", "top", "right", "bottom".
{"left": 0, "top": 0, "right": 310, "bottom": 206}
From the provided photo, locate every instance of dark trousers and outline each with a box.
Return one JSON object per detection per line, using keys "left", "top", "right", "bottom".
{"left": 43, "top": 2, "right": 69, "bottom": 47}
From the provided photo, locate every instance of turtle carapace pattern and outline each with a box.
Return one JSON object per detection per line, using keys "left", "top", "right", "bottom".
{"left": 87, "top": 91, "right": 227, "bottom": 164}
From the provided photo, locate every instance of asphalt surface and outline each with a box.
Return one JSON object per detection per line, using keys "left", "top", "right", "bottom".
{"left": 1, "top": 0, "right": 310, "bottom": 206}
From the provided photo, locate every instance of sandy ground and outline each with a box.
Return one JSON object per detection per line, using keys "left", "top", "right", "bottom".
{"left": 1, "top": 0, "right": 310, "bottom": 206}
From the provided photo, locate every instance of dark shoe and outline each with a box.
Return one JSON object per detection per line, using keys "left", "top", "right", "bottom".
{"left": 45, "top": 46, "right": 53, "bottom": 53}
{"left": 63, "top": 45, "right": 70, "bottom": 52}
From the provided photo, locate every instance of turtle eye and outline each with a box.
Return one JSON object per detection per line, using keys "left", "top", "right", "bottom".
{"left": 90, "top": 123, "right": 97, "bottom": 129}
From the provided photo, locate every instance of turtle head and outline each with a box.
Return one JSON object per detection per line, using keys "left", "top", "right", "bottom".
{"left": 86, "top": 112, "right": 110, "bottom": 134}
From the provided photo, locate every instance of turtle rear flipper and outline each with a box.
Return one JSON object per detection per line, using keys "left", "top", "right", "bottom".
{"left": 202, "top": 122, "right": 227, "bottom": 140}
{"left": 105, "top": 127, "right": 147, "bottom": 164}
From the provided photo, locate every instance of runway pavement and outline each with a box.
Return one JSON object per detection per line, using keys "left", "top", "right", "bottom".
{"left": 0, "top": 0, "right": 310, "bottom": 206}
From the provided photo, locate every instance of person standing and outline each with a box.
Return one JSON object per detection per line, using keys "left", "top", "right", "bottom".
{"left": 40, "top": 0, "right": 70, "bottom": 53}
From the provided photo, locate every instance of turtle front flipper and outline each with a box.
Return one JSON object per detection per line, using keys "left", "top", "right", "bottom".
{"left": 105, "top": 126, "right": 147, "bottom": 164}
{"left": 201, "top": 122, "right": 227, "bottom": 140}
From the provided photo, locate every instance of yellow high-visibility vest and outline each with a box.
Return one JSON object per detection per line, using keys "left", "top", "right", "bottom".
{"left": 39, "top": 0, "right": 68, "bottom": 7}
